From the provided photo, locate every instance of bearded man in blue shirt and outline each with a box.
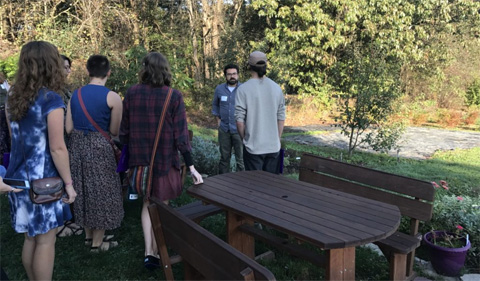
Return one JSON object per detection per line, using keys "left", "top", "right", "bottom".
{"left": 212, "top": 64, "right": 245, "bottom": 174}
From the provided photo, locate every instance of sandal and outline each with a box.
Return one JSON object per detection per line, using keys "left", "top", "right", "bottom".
{"left": 90, "top": 241, "right": 119, "bottom": 253}
{"left": 85, "top": 235, "right": 115, "bottom": 246}
{"left": 57, "top": 221, "right": 84, "bottom": 237}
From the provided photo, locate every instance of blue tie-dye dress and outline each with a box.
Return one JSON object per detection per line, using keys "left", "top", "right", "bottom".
{"left": 6, "top": 88, "right": 72, "bottom": 237}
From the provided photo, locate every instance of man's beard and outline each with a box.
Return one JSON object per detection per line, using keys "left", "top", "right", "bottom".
{"left": 227, "top": 78, "right": 238, "bottom": 85}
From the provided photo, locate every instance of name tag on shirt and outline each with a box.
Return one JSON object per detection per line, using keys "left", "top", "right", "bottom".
{"left": 221, "top": 96, "right": 228, "bottom": 102}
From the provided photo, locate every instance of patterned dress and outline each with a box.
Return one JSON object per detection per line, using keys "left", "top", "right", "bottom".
{"left": 6, "top": 88, "right": 72, "bottom": 237}
{"left": 68, "top": 85, "right": 123, "bottom": 230}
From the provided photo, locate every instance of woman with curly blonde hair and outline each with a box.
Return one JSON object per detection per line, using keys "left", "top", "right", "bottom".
{"left": 6, "top": 41, "right": 76, "bottom": 280}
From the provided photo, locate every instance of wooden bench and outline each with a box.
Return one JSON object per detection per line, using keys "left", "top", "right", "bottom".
{"left": 299, "top": 153, "right": 435, "bottom": 281}
{"left": 177, "top": 129, "right": 222, "bottom": 223}
{"left": 148, "top": 197, "right": 276, "bottom": 281}
{"left": 175, "top": 200, "right": 223, "bottom": 223}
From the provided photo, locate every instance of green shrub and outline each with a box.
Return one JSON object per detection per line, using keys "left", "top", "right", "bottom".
{"left": 363, "top": 121, "right": 406, "bottom": 153}
{"left": 106, "top": 45, "right": 147, "bottom": 97}
{"left": 190, "top": 135, "right": 240, "bottom": 176}
{"left": 465, "top": 79, "right": 480, "bottom": 106}
{"left": 423, "top": 189, "right": 480, "bottom": 270}
{"left": 0, "top": 54, "right": 19, "bottom": 80}
{"left": 191, "top": 136, "right": 220, "bottom": 176}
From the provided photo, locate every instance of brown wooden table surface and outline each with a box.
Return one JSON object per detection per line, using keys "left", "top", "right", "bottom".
{"left": 187, "top": 170, "right": 401, "bottom": 280}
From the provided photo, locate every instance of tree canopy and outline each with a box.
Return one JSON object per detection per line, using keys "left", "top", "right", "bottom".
{"left": 1, "top": 1, "right": 480, "bottom": 150}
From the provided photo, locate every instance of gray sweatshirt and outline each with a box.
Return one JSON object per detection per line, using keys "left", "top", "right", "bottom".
{"left": 235, "top": 77, "right": 286, "bottom": 154}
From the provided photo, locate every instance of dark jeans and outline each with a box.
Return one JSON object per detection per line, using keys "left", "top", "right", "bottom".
{"left": 218, "top": 129, "right": 244, "bottom": 174}
{"left": 243, "top": 146, "right": 280, "bottom": 174}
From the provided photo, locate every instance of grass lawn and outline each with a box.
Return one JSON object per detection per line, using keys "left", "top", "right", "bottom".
{"left": 1, "top": 129, "right": 479, "bottom": 280}
{"left": 0, "top": 192, "right": 395, "bottom": 280}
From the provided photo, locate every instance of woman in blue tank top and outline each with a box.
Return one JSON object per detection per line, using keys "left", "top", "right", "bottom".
{"left": 66, "top": 55, "right": 124, "bottom": 252}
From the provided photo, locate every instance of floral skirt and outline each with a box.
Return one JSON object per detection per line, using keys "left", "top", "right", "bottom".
{"left": 69, "top": 130, "right": 124, "bottom": 230}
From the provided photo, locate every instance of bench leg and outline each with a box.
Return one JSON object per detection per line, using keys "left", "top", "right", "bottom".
{"left": 326, "top": 247, "right": 355, "bottom": 281}
{"left": 389, "top": 252, "right": 407, "bottom": 281}
{"left": 148, "top": 204, "right": 174, "bottom": 281}
{"left": 227, "top": 211, "right": 255, "bottom": 258}
{"left": 406, "top": 249, "right": 415, "bottom": 278}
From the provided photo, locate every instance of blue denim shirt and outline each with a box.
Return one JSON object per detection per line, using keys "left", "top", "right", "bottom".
{"left": 212, "top": 82, "right": 241, "bottom": 133}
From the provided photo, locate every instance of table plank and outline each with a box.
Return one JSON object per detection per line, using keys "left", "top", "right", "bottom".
{"left": 215, "top": 171, "right": 400, "bottom": 222}
{"left": 188, "top": 171, "right": 401, "bottom": 249}
{"left": 204, "top": 176, "right": 392, "bottom": 242}
{"left": 238, "top": 171, "right": 399, "bottom": 216}
{"left": 191, "top": 179, "right": 347, "bottom": 248}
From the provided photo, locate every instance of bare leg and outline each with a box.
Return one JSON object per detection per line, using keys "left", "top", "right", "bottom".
{"left": 32, "top": 228, "right": 57, "bottom": 280}
{"left": 84, "top": 227, "right": 93, "bottom": 240}
{"left": 141, "top": 200, "right": 155, "bottom": 256}
{"left": 91, "top": 229, "right": 106, "bottom": 248}
{"left": 142, "top": 200, "right": 169, "bottom": 256}
{"left": 22, "top": 234, "right": 35, "bottom": 280}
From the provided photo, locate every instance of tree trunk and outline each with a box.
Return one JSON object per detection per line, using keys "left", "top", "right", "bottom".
{"left": 201, "top": 0, "right": 211, "bottom": 81}
{"left": 232, "top": 0, "right": 243, "bottom": 27}
{"left": 348, "top": 126, "right": 355, "bottom": 157}
{"left": 212, "top": 0, "right": 223, "bottom": 78}
{"left": 186, "top": 0, "right": 202, "bottom": 87}
{"left": 201, "top": 0, "right": 224, "bottom": 81}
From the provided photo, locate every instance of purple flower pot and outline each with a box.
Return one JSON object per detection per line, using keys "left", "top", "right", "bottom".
{"left": 423, "top": 230, "right": 471, "bottom": 276}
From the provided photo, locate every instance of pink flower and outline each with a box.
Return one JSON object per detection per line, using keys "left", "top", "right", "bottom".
{"left": 456, "top": 225, "right": 464, "bottom": 230}
{"left": 440, "top": 180, "right": 449, "bottom": 190}
{"left": 457, "top": 196, "right": 464, "bottom": 201}
{"left": 431, "top": 182, "right": 440, "bottom": 188}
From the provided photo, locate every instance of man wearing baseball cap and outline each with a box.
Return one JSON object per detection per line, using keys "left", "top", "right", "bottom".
{"left": 235, "top": 51, "right": 286, "bottom": 173}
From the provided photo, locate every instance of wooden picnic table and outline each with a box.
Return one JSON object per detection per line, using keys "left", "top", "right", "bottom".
{"left": 187, "top": 170, "right": 401, "bottom": 281}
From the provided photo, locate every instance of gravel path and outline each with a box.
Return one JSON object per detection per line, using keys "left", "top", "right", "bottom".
{"left": 284, "top": 125, "right": 480, "bottom": 159}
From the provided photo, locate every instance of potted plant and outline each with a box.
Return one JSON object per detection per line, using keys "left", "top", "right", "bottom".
{"left": 423, "top": 225, "right": 471, "bottom": 276}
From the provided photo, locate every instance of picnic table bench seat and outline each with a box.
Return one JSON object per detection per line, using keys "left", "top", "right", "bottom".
{"left": 175, "top": 200, "right": 223, "bottom": 223}
{"left": 148, "top": 197, "right": 276, "bottom": 281}
{"left": 299, "top": 153, "right": 435, "bottom": 281}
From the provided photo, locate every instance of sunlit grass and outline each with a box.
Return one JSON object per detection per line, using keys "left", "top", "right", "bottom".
{"left": 282, "top": 130, "right": 334, "bottom": 137}
{"left": 188, "top": 124, "right": 217, "bottom": 142}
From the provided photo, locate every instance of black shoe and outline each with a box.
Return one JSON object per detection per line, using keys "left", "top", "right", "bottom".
{"left": 144, "top": 255, "right": 161, "bottom": 270}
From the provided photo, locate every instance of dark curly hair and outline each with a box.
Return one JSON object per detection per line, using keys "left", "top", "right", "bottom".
{"left": 8, "top": 41, "right": 65, "bottom": 121}
{"left": 139, "top": 52, "right": 171, "bottom": 87}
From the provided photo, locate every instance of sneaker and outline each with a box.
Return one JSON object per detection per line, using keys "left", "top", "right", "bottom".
{"left": 144, "top": 255, "right": 161, "bottom": 270}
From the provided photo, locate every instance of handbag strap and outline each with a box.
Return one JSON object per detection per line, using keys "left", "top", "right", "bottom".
{"left": 146, "top": 87, "right": 173, "bottom": 192}
{"left": 77, "top": 87, "right": 116, "bottom": 147}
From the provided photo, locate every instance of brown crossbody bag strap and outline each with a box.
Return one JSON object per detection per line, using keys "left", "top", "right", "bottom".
{"left": 147, "top": 87, "right": 173, "bottom": 194}
{"left": 77, "top": 87, "right": 116, "bottom": 147}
